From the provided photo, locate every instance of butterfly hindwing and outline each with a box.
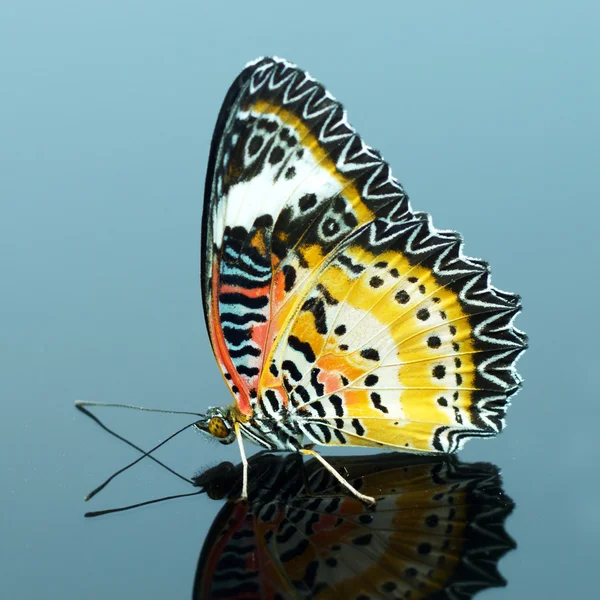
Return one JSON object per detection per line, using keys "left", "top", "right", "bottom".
{"left": 261, "top": 212, "right": 526, "bottom": 452}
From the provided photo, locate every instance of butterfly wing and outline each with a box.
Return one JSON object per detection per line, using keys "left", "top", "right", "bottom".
{"left": 202, "top": 57, "right": 410, "bottom": 416}
{"left": 193, "top": 500, "right": 297, "bottom": 600}
{"left": 231, "top": 61, "right": 527, "bottom": 451}
{"left": 203, "top": 57, "right": 526, "bottom": 448}
{"left": 294, "top": 453, "right": 516, "bottom": 600}
{"left": 194, "top": 453, "right": 515, "bottom": 600}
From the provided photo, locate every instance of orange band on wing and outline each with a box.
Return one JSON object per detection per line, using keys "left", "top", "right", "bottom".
{"left": 210, "top": 262, "right": 253, "bottom": 416}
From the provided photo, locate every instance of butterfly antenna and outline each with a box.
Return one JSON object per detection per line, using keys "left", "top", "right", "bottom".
{"left": 75, "top": 403, "right": 193, "bottom": 485}
{"left": 85, "top": 489, "right": 205, "bottom": 518}
{"left": 83, "top": 420, "right": 198, "bottom": 502}
{"left": 75, "top": 400, "right": 203, "bottom": 418}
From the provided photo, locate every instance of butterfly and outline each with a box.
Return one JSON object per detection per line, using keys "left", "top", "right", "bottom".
{"left": 193, "top": 451, "right": 516, "bottom": 600}
{"left": 195, "top": 56, "right": 527, "bottom": 503}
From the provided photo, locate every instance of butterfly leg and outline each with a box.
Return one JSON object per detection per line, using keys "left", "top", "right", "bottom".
{"left": 234, "top": 422, "right": 248, "bottom": 499}
{"left": 299, "top": 448, "right": 376, "bottom": 505}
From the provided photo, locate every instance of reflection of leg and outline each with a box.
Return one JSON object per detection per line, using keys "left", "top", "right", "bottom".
{"left": 299, "top": 448, "right": 376, "bottom": 505}
{"left": 234, "top": 422, "right": 248, "bottom": 499}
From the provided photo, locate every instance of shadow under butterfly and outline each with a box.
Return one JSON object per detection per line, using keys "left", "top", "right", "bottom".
{"left": 193, "top": 452, "right": 515, "bottom": 600}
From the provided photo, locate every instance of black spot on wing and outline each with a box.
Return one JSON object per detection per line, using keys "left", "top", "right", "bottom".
{"left": 329, "top": 395, "right": 344, "bottom": 417}
{"left": 433, "top": 365, "right": 446, "bottom": 379}
{"left": 269, "top": 146, "right": 285, "bottom": 164}
{"left": 298, "top": 193, "right": 317, "bottom": 212}
{"left": 316, "top": 423, "right": 332, "bottom": 443}
{"left": 395, "top": 290, "right": 410, "bottom": 304}
{"left": 294, "top": 385, "right": 311, "bottom": 405}
{"left": 322, "top": 218, "right": 340, "bottom": 237}
{"left": 310, "top": 368, "right": 325, "bottom": 396}
{"left": 351, "top": 418, "right": 365, "bottom": 436}
{"left": 371, "top": 392, "right": 388, "bottom": 413}
{"left": 333, "top": 429, "right": 346, "bottom": 444}
{"left": 236, "top": 365, "right": 259, "bottom": 377}
{"left": 282, "top": 265, "right": 296, "bottom": 292}
{"left": 282, "top": 359, "right": 302, "bottom": 381}
{"left": 360, "top": 348, "right": 380, "bottom": 362}
{"left": 220, "top": 311, "right": 267, "bottom": 326}
{"left": 264, "top": 390, "right": 280, "bottom": 412}
{"left": 222, "top": 326, "right": 252, "bottom": 346}
{"left": 220, "top": 292, "right": 269, "bottom": 309}
{"left": 248, "top": 135, "right": 263, "bottom": 155}
{"left": 364, "top": 374, "right": 378, "bottom": 386}
{"left": 288, "top": 335, "right": 316, "bottom": 362}
{"left": 301, "top": 296, "right": 328, "bottom": 335}
{"left": 228, "top": 345, "right": 261, "bottom": 358}
{"left": 417, "top": 308, "right": 430, "bottom": 321}
{"left": 311, "top": 401, "right": 326, "bottom": 418}
{"left": 337, "top": 254, "right": 365, "bottom": 274}
{"left": 428, "top": 335, "right": 441, "bottom": 349}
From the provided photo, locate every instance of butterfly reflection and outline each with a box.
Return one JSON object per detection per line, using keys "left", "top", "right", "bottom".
{"left": 192, "top": 452, "right": 515, "bottom": 600}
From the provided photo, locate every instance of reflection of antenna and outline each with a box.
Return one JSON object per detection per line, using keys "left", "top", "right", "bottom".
{"left": 84, "top": 489, "right": 205, "bottom": 518}
{"left": 75, "top": 401, "right": 199, "bottom": 502}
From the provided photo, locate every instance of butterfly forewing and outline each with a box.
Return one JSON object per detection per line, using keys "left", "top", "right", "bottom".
{"left": 202, "top": 58, "right": 409, "bottom": 414}
{"left": 202, "top": 57, "right": 526, "bottom": 449}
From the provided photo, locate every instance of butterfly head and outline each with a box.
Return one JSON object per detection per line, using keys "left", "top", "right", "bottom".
{"left": 194, "top": 406, "right": 236, "bottom": 445}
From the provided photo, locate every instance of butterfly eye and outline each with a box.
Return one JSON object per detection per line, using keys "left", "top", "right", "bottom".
{"left": 208, "top": 416, "right": 230, "bottom": 439}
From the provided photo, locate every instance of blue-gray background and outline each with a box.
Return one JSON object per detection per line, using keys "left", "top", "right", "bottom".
{"left": 2, "top": 1, "right": 598, "bottom": 598}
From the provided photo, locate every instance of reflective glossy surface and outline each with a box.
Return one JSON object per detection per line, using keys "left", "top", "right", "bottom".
{"left": 193, "top": 452, "right": 515, "bottom": 600}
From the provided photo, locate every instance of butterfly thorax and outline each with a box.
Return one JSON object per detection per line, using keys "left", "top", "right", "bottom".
{"left": 239, "top": 395, "right": 304, "bottom": 451}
